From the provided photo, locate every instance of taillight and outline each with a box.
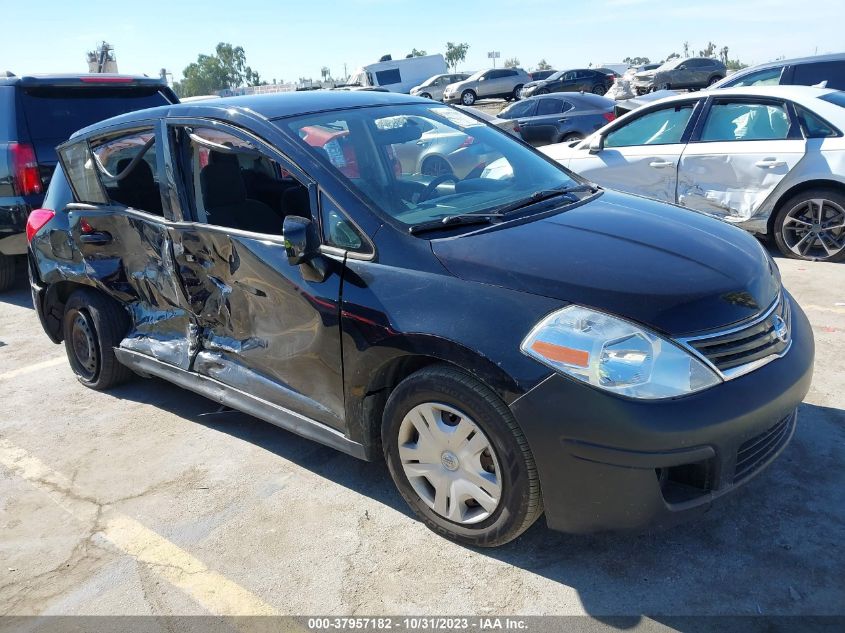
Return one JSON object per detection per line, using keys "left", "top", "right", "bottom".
{"left": 603, "top": 112, "right": 616, "bottom": 123}
{"left": 26, "top": 208, "right": 55, "bottom": 242}
{"left": 9, "top": 143, "right": 42, "bottom": 195}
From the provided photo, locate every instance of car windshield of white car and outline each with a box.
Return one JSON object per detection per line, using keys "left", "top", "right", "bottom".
{"left": 279, "top": 104, "right": 580, "bottom": 229}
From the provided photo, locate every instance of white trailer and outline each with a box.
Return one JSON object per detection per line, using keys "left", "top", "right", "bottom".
{"left": 346, "top": 54, "right": 449, "bottom": 94}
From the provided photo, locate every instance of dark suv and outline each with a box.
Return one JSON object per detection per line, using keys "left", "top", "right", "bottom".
{"left": 0, "top": 73, "right": 177, "bottom": 290}
{"left": 28, "top": 91, "right": 813, "bottom": 547}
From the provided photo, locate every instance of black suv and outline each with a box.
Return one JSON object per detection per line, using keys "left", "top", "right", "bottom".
{"left": 28, "top": 91, "right": 813, "bottom": 546}
{"left": 0, "top": 73, "right": 177, "bottom": 290}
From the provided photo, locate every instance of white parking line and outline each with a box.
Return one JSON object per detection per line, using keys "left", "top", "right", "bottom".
{"left": 0, "top": 438, "right": 281, "bottom": 621}
{"left": 0, "top": 356, "right": 67, "bottom": 381}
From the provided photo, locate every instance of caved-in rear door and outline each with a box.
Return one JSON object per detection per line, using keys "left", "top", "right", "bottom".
{"left": 58, "top": 127, "right": 196, "bottom": 370}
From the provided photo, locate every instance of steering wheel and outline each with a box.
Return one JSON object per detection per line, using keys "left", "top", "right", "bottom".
{"left": 419, "top": 174, "right": 460, "bottom": 202}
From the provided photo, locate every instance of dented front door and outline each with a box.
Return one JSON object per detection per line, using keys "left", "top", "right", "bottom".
{"left": 165, "top": 121, "right": 347, "bottom": 431}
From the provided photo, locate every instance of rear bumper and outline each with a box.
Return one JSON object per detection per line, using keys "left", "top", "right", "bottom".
{"left": 509, "top": 293, "right": 814, "bottom": 533}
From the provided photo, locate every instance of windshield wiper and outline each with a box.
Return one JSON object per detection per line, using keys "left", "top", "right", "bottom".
{"left": 491, "top": 183, "right": 599, "bottom": 216}
{"left": 408, "top": 212, "right": 505, "bottom": 235}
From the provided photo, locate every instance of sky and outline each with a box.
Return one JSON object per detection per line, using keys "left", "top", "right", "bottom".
{"left": 2, "top": 0, "right": 844, "bottom": 84}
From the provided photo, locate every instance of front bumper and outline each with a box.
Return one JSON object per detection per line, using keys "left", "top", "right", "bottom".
{"left": 510, "top": 293, "right": 814, "bottom": 533}
{"left": 443, "top": 93, "right": 461, "bottom": 104}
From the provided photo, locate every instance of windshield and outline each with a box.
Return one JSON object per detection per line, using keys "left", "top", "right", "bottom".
{"left": 421, "top": 75, "right": 441, "bottom": 87}
{"left": 546, "top": 71, "right": 565, "bottom": 81}
{"left": 657, "top": 58, "right": 682, "bottom": 71}
{"left": 278, "top": 104, "right": 579, "bottom": 229}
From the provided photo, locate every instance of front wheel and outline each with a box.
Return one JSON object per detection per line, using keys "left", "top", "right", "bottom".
{"left": 419, "top": 92, "right": 432, "bottom": 99}
{"left": 461, "top": 90, "right": 476, "bottom": 106}
{"left": 773, "top": 189, "right": 845, "bottom": 262}
{"left": 512, "top": 85, "right": 524, "bottom": 101}
{"left": 657, "top": 82, "right": 671, "bottom": 91}
{"left": 560, "top": 132, "right": 584, "bottom": 144}
{"left": 62, "top": 289, "right": 134, "bottom": 390}
{"left": 382, "top": 365, "right": 543, "bottom": 547}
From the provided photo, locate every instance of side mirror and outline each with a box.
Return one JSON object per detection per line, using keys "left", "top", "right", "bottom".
{"left": 283, "top": 215, "right": 320, "bottom": 265}
{"left": 588, "top": 135, "right": 604, "bottom": 153}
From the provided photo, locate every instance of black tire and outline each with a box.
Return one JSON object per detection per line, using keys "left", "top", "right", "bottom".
{"left": 460, "top": 90, "right": 476, "bottom": 106}
{"left": 420, "top": 92, "right": 432, "bottom": 100}
{"left": 658, "top": 82, "right": 671, "bottom": 91}
{"left": 512, "top": 85, "right": 524, "bottom": 101}
{"left": 560, "top": 132, "right": 584, "bottom": 144}
{"left": 592, "top": 84, "right": 607, "bottom": 95}
{"left": 382, "top": 364, "right": 543, "bottom": 547}
{"left": 707, "top": 75, "right": 723, "bottom": 86}
{"left": 536, "top": 88, "right": 549, "bottom": 95}
{"left": 420, "top": 156, "right": 454, "bottom": 178}
{"left": 772, "top": 188, "right": 845, "bottom": 262}
{"left": 0, "top": 254, "right": 15, "bottom": 292}
{"left": 62, "top": 289, "right": 134, "bottom": 390}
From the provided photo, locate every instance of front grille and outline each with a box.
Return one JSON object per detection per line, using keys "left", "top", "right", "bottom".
{"left": 685, "top": 294, "right": 791, "bottom": 375}
{"left": 734, "top": 414, "right": 795, "bottom": 482}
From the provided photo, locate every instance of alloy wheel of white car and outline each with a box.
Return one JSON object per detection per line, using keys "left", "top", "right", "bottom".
{"left": 461, "top": 90, "right": 476, "bottom": 106}
{"left": 397, "top": 402, "right": 502, "bottom": 524}
{"left": 781, "top": 197, "right": 845, "bottom": 260}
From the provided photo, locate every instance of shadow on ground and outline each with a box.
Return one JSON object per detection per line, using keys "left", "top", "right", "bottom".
{"left": 109, "top": 375, "right": 845, "bottom": 624}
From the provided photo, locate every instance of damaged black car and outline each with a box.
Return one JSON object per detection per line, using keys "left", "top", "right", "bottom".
{"left": 27, "top": 91, "right": 814, "bottom": 547}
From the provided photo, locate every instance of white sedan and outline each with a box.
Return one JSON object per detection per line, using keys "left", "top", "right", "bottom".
{"left": 540, "top": 86, "right": 845, "bottom": 262}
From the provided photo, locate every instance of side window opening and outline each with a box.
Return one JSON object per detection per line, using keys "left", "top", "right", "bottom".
{"left": 184, "top": 127, "right": 310, "bottom": 236}
{"left": 91, "top": 130, "right": 163, "bottom": 215}
{"left": 700, "top": 101, "right": 791, "bottom": 142}
{"left": 794, "top": 105, "right": 838, "bottom": 138}
{"left": 605, "top": 104, "right": 696, "bottom": 147}
{"left": 58, "top": 140, "right": 109, "bottom": 205}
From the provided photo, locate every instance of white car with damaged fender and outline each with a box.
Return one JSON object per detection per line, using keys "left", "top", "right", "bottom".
{"left": 540, "top": 86, "right": 845, "bottom": 262}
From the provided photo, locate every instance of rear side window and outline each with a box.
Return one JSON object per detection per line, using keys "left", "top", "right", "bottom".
{"left": 20, "top": 87, "right": 170, "bottom": 143}
{"left": 724, "top": 66, "right": 784, "bottom": 87}
{"left": 58, "top": 141, "right": 108, "bottom": 205}
{"left": 375, "top": 69, "right": 401, "bottom": 86}
{"left": 700, "top": 101, "right": 791, "bottom": 141}
{"left": 794, "top": 105, "right": 839, "bottom": 138}
{"left": 500, "top": 100, "right": 538, "bottom": 118}
{"left": 0, "top": 87, "right": 15, "bottom": 142}
{"left": 605, "top": 103, "right": 696, "bottom": 147}
{"left": 91, "top": 130, "right": 163, "bottom": 214}
{"left": 792, "top": 61, "right": 845, "bottom": 90}
{"left": 536, "top": 98, "right": 566, "bottom": 115}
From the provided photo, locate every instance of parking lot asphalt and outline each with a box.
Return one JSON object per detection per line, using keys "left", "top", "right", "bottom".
{"left": 1, "top": 249, "right": 844, "bottom": 622}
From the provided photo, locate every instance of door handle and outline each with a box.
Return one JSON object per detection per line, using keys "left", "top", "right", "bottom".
{"left": 755, "top": 158, "right": 787, "bottom": 168}
{"left": 649, "top": 160, "right": 674, "bottom": 168}
{"left": 80, "top": 231, "right": 112, "bottom": 245}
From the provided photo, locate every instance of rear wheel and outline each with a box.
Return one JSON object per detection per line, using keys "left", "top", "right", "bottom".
{"left": 383, "top": 365, "right": 543, "bottom": 547}
{"left": 419, "top": 92, "right": 432, "bottom": 99}
{"left": 707, "top": 75, "right": 722, "bottom": 86}
{"left": 461, "top": 90, "right": 476, "bottom": 106}
{"left": 0, "top": 255, "right": 15, "bottom": 292}
{"left": 560, "top": 132, "right": 584, "bottom": 143}
{"left": 420, "top": 156, "right": 454, "bottom": 178}
{"left": 62, "top": 289, "right": 134, "bottom": 390}
{"left": 592, "top": 84, "right": 607, "bottom": 95}
{"left": 773, "top": 189, "right": 845, "bottom": 262}
{"left": 512, "top": 85, "right": 524, "bottom": 101}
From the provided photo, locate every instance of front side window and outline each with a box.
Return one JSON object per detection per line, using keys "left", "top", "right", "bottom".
{"left": 536, "top": 98, "right": 567, "bottom": 115}
{"left": 181, "top": 126, "right": 308, "bottom": 235}
{"left": 605, "top": 103, "right": 696, "bottom": 147}
{"left": 278, "top": 104, "right": 579, "bottom": 230}
{"left": 91, "top": 130, "right": 162, "bottom": 214}
{"left": 699, "top": 101, "right": 791, "bottom": 141}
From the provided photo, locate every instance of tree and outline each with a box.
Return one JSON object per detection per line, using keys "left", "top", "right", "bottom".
{"left": 504, "top": 57, "right": 520, "bottom": 69}
{"left": 173, "top": 43, "right": 263, "bottom": 97}
{"left": 623, "top": 56, "right": 650, "bottom": 66}
{"left": 445, "top": 42, "right": 469, "bottom": 72}
{"left": 536, "top": 59, "right": 552, "bottom": 71}
{"left": 665, "top": 52, "right": 680, "bottom": 61}
{"left": 699, "top": 41, "right": 717, "bottom": 58}
{"left": 406, "top": 48, "right": 427, "bottom": 58}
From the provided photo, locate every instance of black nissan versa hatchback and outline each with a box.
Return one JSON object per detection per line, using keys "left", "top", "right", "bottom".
{"left": 27, "top": 91, "right": 814, "bottom": 547}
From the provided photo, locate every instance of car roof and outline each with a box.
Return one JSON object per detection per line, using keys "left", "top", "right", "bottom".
{"left": 735, "top": 51, "right": 845, "bottom": 72}
{"left": 71, "top": 90, "right": 432, "bottom": 138}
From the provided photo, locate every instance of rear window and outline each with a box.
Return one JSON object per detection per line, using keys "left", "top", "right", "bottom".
{"left": 0, "top": 87, "right": 15, "bottom": 141}
{"left": 374, "top": 69, "right": 401, "bottom": 86}
{"left": 20, "top": 86, "right": 171, "bottom": 142}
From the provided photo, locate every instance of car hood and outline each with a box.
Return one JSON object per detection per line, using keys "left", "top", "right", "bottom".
{"left": 431, "top": 191, "right": 780, "bottom": 336}
{"left": 446, "top": 80, "right": 470, "bottom": 91}
{"left": 522, "top": 80, "right": 545, "bottom": 89}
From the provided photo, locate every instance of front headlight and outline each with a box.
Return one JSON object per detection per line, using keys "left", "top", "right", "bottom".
{"left": 521, "top": 305, "right": 721, "bottom": 399}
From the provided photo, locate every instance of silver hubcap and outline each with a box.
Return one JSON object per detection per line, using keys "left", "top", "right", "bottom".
{"left": 398, "top": 403, "right": 502, "bottom": 525}
{"left": 783, "top": 198, "right": 845, "bottom": 260}
{"left": 462, "top": 92, "right": 473, "bottom": 105}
